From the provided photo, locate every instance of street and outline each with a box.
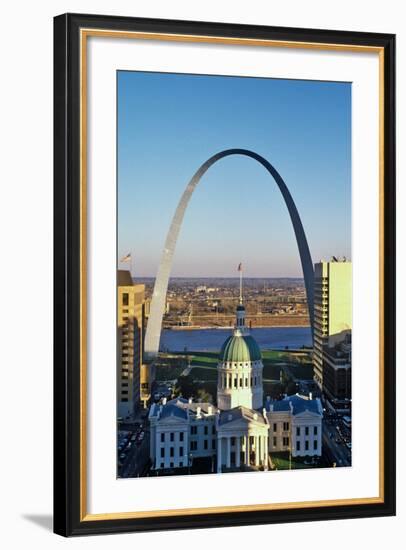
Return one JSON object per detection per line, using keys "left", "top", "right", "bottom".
{"left": 118, "top": 422, "right": 151, "bottom": 478}
{"left": 322, "top": 417, "right": 351, "bottom": 467}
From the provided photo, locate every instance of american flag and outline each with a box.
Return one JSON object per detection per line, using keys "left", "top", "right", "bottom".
{"left": 237, "top": 263, "right": 242, "bottom": 272}
{"left": 120, "top": 253, "right": 131, "bottom": 263}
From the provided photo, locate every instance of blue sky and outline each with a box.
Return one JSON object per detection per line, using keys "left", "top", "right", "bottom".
{"left": 118, "top": 71, "right": 351, "bottom": 278}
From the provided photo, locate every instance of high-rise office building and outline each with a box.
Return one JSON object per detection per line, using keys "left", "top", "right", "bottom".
{"left": 313, "top": 260, "right": 352, "bottom": 394}
{"left": 117, "top": 270, "right": 146, "bottom": 418}
{"left": 322, "top": 334, "right": 352, "bottom": 412}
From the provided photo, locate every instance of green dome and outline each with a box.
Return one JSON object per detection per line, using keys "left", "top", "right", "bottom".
{"left": 220, "top": 333, "right": 262, "bottom": 363}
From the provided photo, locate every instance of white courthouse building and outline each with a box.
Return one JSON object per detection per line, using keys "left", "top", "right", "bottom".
{"left": 149, "top": 300, "right": 323, "bottom": 473}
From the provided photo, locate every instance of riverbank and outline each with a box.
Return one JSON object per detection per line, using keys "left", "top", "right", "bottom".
{"left": 167, "top": 322, "right": 310, "bottom": 330}
{"left": 160, "top": 326, "right": 312, "bottom": 353}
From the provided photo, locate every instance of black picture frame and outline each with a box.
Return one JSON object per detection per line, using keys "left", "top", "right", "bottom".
{"left": 54, "top": 12, "right": 396, "bottom": 537}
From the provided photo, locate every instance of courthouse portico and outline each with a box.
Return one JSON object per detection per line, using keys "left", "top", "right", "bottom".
{"left": 217, "top": 407, "right": 269, "bottom": 472}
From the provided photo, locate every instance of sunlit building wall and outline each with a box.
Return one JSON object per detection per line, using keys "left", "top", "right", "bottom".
{"left": 313, "top": 260, "right": 352, "bottom": 390}
{"left": 117, "top": 270, "right": 146, "bottom": 417}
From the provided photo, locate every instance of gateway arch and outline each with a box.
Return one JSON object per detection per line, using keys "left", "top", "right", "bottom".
{"left": 144, "top": 148, "right": 314, "bottom": 360}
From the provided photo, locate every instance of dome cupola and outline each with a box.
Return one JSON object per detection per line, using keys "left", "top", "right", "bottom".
{"left": 217, "top": 263, "right": 264, "bottom": 411}
{"left": 220, "top": 332, "right": 262, "bottom": 363}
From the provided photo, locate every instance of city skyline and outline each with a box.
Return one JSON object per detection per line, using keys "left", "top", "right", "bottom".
{"left": 118, "top": 71, "right": 351, "bottom": 277}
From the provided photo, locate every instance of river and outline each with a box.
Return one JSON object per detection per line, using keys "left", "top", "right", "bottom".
{"left": 159, "top": 326, "right": 312, "bottom": 353}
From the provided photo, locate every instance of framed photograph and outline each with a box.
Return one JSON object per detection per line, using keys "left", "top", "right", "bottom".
{"left": 54, "top": 13, "right": 396, "bottom": 536}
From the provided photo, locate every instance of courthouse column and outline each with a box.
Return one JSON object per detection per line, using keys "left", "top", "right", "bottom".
{"left": 258, "top": 435, "right": 262, "bottom": 466}
{"left": 263, "top": 436, "right": 268, "bottom": 468}
{"left": 236, "top": 436, "right": 241, "bottom": 468}
{"left": 255, "top": 436, "right": 260, "bottom": 466}
{"left": 226, "top": 437, "right": 231, "bottom": 468}
{"left": 217, "top": 438, "right": 222, "bottom": 473}
{"left": 245, "top": 436, "right": 250, "bottom": 466}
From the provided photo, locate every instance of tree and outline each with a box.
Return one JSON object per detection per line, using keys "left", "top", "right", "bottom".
{"left": 196, "top": 388, "right": 213, "bottom": 403}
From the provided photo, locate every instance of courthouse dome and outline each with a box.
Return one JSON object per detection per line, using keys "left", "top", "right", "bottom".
{"left": 220, "top": 333, "right": 262, "bottom": 363}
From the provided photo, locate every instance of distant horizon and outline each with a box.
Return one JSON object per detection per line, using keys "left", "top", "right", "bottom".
{"left": 130, "top": 275, "right": 306, "bottom": 280}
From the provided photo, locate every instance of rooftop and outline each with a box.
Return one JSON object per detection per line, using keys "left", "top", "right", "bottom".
{"left": 265, "top": 394, "right": 322, "bottom": 416}
{"left": 117, "top": 269, "right": 133, "bottom": 286}
{"left": 220, "top": 332, "right": 262, "bottom": 363}
{"left": 219, "top": 406, "right": 267, "bottom": 426}
{"left": 150, "top": 398, "right": 217, "bottom": 423}
{"left": 160, "top": 403, "right": 188, "bottom": 420}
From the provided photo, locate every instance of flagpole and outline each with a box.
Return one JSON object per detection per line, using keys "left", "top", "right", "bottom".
{"left": 239, "top": 265, "right": 243, "bottom": 304}
{"left": 119, "top": 253, "right": 132, "bottom": 275}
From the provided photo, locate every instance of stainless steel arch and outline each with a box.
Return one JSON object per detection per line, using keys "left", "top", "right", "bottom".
{"left": 144, "top": 149, "right": 314, "bottom": 359}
